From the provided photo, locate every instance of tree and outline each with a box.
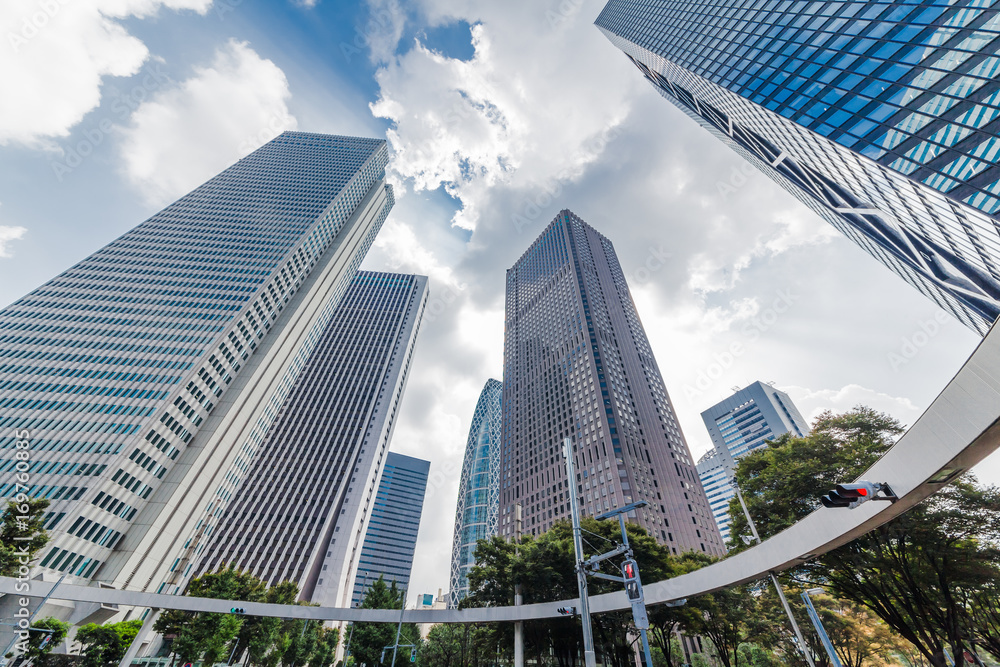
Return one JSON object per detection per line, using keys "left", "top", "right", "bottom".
{"left": 647, "top": 552, "right": 715, "bottom": 666}
{"left": 685, "top": 583, "right": 765, "bottom": 667}
{"left": 728, "top": 406, "right": 1000, "bottom": 667}
{"left": 153, "top": 565, "right": 267, "bottom": 665}
{"left": 76, "top": 620, "right": 142, "bottom": 667}
{"left": 236, "top": 580, "right": 299, "bottom": 667}
{"left": 347, "top": 576, "right": 420, "bottom": 666}
{"left": 0, "top": 497, "right": 50, "bottom": 576}
{"left": 25, "top": 617, "right": 70, "bottom": 666}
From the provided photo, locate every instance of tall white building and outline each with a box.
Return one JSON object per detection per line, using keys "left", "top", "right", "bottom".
{"left": 696, "top": 381, "right": 809, "bottom": 543}
{"left": 1, "top": 132, "right": 393, "bottom": 603}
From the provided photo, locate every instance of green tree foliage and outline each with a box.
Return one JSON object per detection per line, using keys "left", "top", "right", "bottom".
{"left": 728, "top": 406, "right": 1000, "bottom": 667}
{"left": 0, "top": 497, "right": 50, "bottom": 576}
{"left": 24, "top": 617, "right": 70, "bottom": 666}
{"left": 76, "top": 620, "right": 143, "bottom": 667}
{"left": 419, "top": 623, "right": 495, "bottom": 667}
{"left": 347, "top": 576, "right": 421, "bottom": 666}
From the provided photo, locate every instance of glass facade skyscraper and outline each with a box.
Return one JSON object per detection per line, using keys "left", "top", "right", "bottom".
{"left": 695, "top": 381, "right": 809, "bottom": 542}
{"left": 597, "top": 0, "right": 1000, "bottom": 334}
{"left": 199, "top": 271, "right": 427, "bottom": 610}
{"left": 349, "top": 452, "right": 430, "bottom": 608}
{"left": 448, "top": 378, "right": 502, "bottom": 608}
{"left": 1, "top": 132, "right": 394, "bottom": 597}
{"left": 501, "top": 211, "right": 724, "bottom": 555}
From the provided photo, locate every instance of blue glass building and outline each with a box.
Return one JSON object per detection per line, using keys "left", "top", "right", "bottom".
{"left": 597, "top": 0, "right": 1000, "bottom": 334}
{"left": 448, "top": 378, "right": 502, "bottom": 608}
{"left": 695, "top": 381, "right": 809, "bottom": 542}
{"left": 350, "top": 452, "right": 430, "bottom": 607}
{"left": 1, "top": 132, "right": 394, "bottom": 596}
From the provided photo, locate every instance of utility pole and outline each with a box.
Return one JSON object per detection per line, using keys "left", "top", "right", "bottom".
{"left": 733, "top": 482, "right": 816, "bottom": 667}
{"left": 514, "top": 502, "right": 524, "bottom": 667}
{"left": 344, "top": 570, "right": 369, "bottom": 660}
{"left": 389, "top": 587, "right": 406, "bottom": 667}
{"left": 801, "top": 589, "right": 842, "bottom": 667}
{"left": 564, "top": 438, "right": 597, "bottom": 667}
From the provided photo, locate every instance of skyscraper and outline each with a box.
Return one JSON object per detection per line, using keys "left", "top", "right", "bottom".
{"left": 696, "top": 381, "right": 809, "bottom": 542}
{"left": 2, "top": 132, "right": 394, "bottom": 599}
{"left": 349, "top": 452, "right": 430, "bottom": 607}
{"left": 597, "top": 1, "right": 1000, "bottom": 335}
{"left": 500, "top": 210, "right": 725, "bottom": 555}
{"left": 448, "top": 378, "right": 502, "bottom": 608}
{"left": 199, "top": 272, "right": 427, "bottom": 609}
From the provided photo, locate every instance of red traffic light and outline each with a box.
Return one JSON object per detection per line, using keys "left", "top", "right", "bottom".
{"left": 623, "top": 561, "right": 636, "bottom": 579}
{"left": 821, "top": 482, "right": 896, "bottom": 509}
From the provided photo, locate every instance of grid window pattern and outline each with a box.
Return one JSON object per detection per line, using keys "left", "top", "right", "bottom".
{"left": 448, "top": 378, "right": 502, "bottom": 608}
{"left": 350, "top": 452, "right": 430, "bottom": 607}
{"left": 8, "top": 132, "right": 392, "bottom": 584}
{"left": 198, "top": 272, "right": 427, "bottom": 606}
{"left": 696, "top": 381, "right": 810, "bottom": 545}
{"left": 500, "top": 211, "right": 724, "bottom": 556}
{"left": 598, "top": 0, "right": 1000, "bottom": 335}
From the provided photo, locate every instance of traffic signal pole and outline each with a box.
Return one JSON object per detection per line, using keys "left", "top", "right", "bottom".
{"left": 733, "top": 483, "right": 816, "bottom": 667}
{"left": 564, "top": 438, "right": 598, "bottom": 667}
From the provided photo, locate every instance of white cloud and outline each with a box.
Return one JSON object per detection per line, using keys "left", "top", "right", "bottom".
{"left": 0, "top": 225, "right": 27, "bottom": 258}
{"left": 117, "top": 39, "right": 297, "bottom": 206}
{"left": 782, "top": 383, "right": 923, "bottom": 430}
{"left": 0, "top": 0, "right": 212, "bottom": 147}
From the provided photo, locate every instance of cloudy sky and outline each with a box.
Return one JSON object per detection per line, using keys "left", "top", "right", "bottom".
{"left": 1, "top": 0, "right": 996, "bottom": 601}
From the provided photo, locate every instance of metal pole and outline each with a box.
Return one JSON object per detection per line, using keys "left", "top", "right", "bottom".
{"left": 390, "top": 588, "right": 406, "bottom": 667}
{"left": 117, "top": 607, "right": 160, "bottom": 667}
{"left": 801, "top": 590, "right": 842, "bottom": 667}
{"left": 3, "top": 574, "right": 66, "bottom": 659}
{"left": 639, "top": 629, "right": 654, "bottom": 667}
{"left": 733, "top": 482, "right": 816, "bottom": 667}
{"left": 564, "top": 437, "right": 597, "bottom": 667}
{"left": 514, "top": 503, "right": 524, "bottom": 667}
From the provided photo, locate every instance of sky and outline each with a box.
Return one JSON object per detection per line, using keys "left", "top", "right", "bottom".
{"left": 0, "top": 0, "right": 997, "bottom": 603}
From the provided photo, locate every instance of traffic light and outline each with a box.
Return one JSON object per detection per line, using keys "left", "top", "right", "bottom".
{"left": 820, "top": 482, "right": 896, "bottom": 509}
{"left": 556, "top": 606, "right": 577, "bottom": 616}
{"left": 230, "top": 607, "right": 246, "bottom": 614}
{"left": 621, "top": 558, "right": 650, "bottom": 630}
{"left": 410, "top": 647, "right": 418, "bottom": 662}
{"left": 38, "top": 635, "right": 51, "bottom": 650}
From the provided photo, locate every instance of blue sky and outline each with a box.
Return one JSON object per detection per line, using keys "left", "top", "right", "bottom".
{"left": 0, "top": 0, "right": 995, "bottom": 600}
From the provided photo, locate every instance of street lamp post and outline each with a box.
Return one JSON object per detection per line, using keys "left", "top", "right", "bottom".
{"left": 564, "top": 438, "right": 598, "bottom": 667}
{"left": 344, "top": 570, "right": 369, "bottom": 661}
{"left": 732, "top": 481, "right": 817, "bottom": 667}
{"left": 801, "top": 589, "right": 842, "bottom": 667}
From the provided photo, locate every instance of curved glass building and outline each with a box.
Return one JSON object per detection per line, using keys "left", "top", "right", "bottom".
{"left": 448, "top": 378, "right": 502, "bottom": 608}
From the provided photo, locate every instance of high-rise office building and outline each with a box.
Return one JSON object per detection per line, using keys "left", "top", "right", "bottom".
{"left": 500, "top": 210, "right": 724, "bottom": 555}
{"left": 597, "top": 1, "right": 1000, "bottom": 335}
{"left": 696, "top": 381, "right": 809, "bottom": 542}
{"left": 1, "top": 132, "right": 394, "bottom": 600}
{"left": 200, "top": 272, "right": 427, "bottom": 609}
{"left": 349, "top": 452, "right": 430, "bottom": 607}
{"left": 448, "top": 378, "right": 502, "bottom": 608}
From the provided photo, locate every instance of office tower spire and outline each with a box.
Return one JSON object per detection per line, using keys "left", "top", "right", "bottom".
{"left": 597, "top": 1, "right": 1000, "bottom": 334}
{"left": 2, "top": 132, "right": 394, "bottom": 597}
{"left": 449, "top": 378, "right": 502, "bottom": 608}
{"left": 500, "top": 210, "right": 724, "bottom": 556}
{"left": 198, "top": 271, "right": 427, "bottom": 608}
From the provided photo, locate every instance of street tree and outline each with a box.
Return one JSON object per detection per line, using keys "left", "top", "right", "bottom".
{"left": 24, "top": 617, "right": 70, "bottom": 666}
{"left": 0, "top": 497, "right": 50, "bottom": 577}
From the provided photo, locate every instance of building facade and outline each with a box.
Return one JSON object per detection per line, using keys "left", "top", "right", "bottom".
{"left": 349, "top": 452, "right": 430, "bottom": 607}
{"left": 200, "top": 272, "right": 427, "bottom": 610}
{"left": 597, "top": 0, "right": 1000, "bottom": 335}
{"left": 500, "top": 210, "right": 725, "bottom": 555}
{"left": 696, "top": 381, "right": 810, "bottom": 542}
{"left": 448, "top": 378, "right": 502, "bottom": 608}
{"left": 0, "top": 132, "right": 394, "bottom": 602}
